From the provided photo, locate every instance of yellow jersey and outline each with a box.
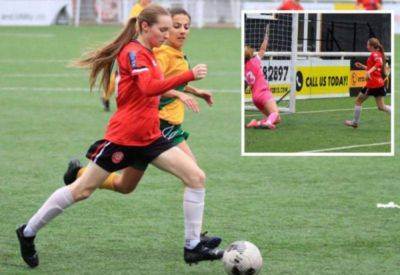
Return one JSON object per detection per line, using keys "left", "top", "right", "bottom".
{"left": 129, "top": 3, "right": 144, "bottom": 18}
{"left": 154, "top": 44, "right": 189, "bottom": 125}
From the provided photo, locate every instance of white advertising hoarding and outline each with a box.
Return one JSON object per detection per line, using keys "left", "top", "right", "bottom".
{"left": 0, "top": 0, "right": 70, "bottom": 26}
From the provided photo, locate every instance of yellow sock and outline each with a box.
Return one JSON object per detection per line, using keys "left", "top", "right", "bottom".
{"left": 77, "top": 167, "right": 116, "bottom": 191}
{"left": 99, "top": 173, "right": 117, "bottom": 190}
{"left": 77, "top": 167, "right": 86, "bottom": 178}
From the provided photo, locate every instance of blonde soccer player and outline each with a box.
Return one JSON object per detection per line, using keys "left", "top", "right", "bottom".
{"left": 245, "top": 37, "right": 281, "bottom": 129}
{"left": 16, "top": 5, "right": 223, "bottom": 268}
{"left": 345, "top": 37, "right": 390, "bottom": 128}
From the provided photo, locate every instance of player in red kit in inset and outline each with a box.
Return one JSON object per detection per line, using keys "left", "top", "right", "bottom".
{"left": 278, "top": 0, "right": 303, "bottom": 10}
{"left": 16, "top": 4, "right": 223, "bottom": 269}
{"left": 345, "top": 38, "right": 390, "bottom": 128}
{"left": 356, "top": 0, "right": 382, "bottom": 10}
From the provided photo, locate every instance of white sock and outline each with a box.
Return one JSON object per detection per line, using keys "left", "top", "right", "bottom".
{"left": 183, "top": 187, "right": 205, "bottom": 249}
{"left": 23, "top": 186, "right": 74, "bottom": 237}
{"left": 383, "top": 105, "right": 391, "bottom": 113}
{"left": 353, "top": 105, "right": 362, "bottom": 124}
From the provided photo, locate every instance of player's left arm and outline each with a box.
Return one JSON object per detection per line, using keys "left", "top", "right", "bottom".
{"left": 366, "top": 66, "right": 376, "bottom": 80}
{"left": 257, "top": 25, "right": 269, "bottom": 59}
{"left": 184, "top": 85, "right": 213, "bottom": 106}
{"left": 366, "top": 53, "right": 383, "bottom": 79}
{"left": 162, "top": 89, "right": 200, "bottom": 113}
{"left": 376, "top": 0, "right": 382, "bottom": 9}
{"left": 257, "top": 38, "right": 268, "bottom": 59}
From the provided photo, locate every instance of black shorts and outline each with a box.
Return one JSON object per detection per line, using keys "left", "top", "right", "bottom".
{"left": 360, "top": 87, "right": 386, "bottom": 97}
{"left": 86, "top": 137, "right": 174, "bottom": 172}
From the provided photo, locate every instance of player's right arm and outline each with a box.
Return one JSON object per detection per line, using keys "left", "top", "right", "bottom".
{"left": 132, "top": 52, "right": 206, "bottom": 96}
{"left": 355, "top": 61, "right": 367, "bottom": 70}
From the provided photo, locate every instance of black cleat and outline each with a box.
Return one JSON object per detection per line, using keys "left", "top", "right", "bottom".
{"left": 102, "top": 98, "right": 110, "bottom": 112}
{"left": 200, "top": 231, "right": 222, "bottom": 249}
{"left": 184, "top": 243, "right": 224, "bottom": 265}
{"left": 16, "top": 225, "right": 39, "bottom": 268}
{"left": 63, "top": 159, "right": 82, "bottom": 185}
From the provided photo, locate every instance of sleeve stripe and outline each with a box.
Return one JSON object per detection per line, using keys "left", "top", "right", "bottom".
{"left": 131, "top": 67, "right": 149, "bottom": 75}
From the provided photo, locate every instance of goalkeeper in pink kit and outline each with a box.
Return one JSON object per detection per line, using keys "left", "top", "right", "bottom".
{"left": 245, "top": 37, "right": 280, "bottom": 129}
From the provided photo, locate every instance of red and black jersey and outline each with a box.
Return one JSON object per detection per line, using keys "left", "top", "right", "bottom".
{"left": 277, "top": 0, "right": 304, "bottom": 10}
{"left": 357, "top": 0, "right": 381, "bottom": 10}
{"left": 104, "top": 40, "right": 194, "bottom": 146}
{"left": 366, "top": 51, "right": 384, "bottom": 88}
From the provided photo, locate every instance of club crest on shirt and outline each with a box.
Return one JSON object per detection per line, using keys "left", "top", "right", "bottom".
{"left": 112, "top": 151, "right": 124, "bottom": 164}
{"left": 128, "top": 51, "right": 136, "bottom": 68}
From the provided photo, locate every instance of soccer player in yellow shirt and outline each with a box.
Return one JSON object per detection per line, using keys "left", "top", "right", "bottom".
{"left": 154, "top": 11, "right": 213, "bottom": 159}
{"left": 130, "top": 0, "right": 152, "bottom": 18}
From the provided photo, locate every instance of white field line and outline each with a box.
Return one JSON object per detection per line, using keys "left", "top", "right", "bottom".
{"left": 0, "top": 87, "right": 240, "bottom": 93}
{"left": 0, "top": 32, "right": 55, "bottom": 38}
{"left": 0, "top": 59, "right": 240, "bottom": 66}
{"left": 208, "top": 71, "right": 239, "bottom": 76}
{"left": 304, "top": 142, "right": 390, "bottom": 153}
{"left": 0, "top": 73, "right": 86, "bottom": 78}
{"left": 0, "top": 87, "right": 89, "bottom": 92}
{"left": 245, "top": 107, "right": 377, "bottom": 117}
{"left": 0, "top": 72, "right": 238, "bottom": 78}
{"left": 0, "top": 60, "right": 69, "bottom": 64}
{"left": 0, "top": 58, "right": 396, "bottom": 66}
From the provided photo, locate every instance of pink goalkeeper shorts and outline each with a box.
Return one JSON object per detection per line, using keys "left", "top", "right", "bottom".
{"left": 252, "top": 90, "right": 273, "bottom": 113}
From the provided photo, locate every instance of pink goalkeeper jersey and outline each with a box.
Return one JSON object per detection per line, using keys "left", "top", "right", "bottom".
{"left": 245, "top": 56, "right": 271, "bottom": 98}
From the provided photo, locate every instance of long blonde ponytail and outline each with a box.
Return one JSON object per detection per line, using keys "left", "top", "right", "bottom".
{"left": 75, "top": 4, "right": 169, "bottom": 92}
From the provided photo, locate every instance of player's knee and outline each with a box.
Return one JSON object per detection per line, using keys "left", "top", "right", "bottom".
{"left": 187, "top": 169, "right": 206, "bottom": 188}
{"left": 117, "top": 183, "right": 136, "bottom": 194}
{"left": 74, "top": 188, "right": 95, "bottom": 201}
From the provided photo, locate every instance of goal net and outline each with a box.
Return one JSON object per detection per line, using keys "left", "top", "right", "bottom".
{"left": 244, "top": 12, "right": 392, "bottom": 114}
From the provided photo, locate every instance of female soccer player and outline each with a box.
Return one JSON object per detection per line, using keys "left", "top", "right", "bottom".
{"left": 16, "top": 5, "right": 223, "bottom": 268}
{"left": 245, "top": 37, "right": 280, "bottom": 129}
{"left": 345, "top": 37, "right": 390, "bottom": 128}
{"left": 66, "top": 7, "right": 214, "bottom": 192}
{"left": 64, "top": 7, "right": 220, "bottom": 249}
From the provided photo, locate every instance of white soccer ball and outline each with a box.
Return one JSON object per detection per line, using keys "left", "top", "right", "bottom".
{"left": 222, "top": 241, "right": 263, "bottom": 275}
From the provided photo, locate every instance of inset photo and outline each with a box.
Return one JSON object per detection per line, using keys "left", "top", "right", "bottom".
{"left": 242, "top": 11, "right": 394, "bottom": 156}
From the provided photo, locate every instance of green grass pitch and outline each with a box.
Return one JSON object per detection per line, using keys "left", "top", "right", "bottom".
{"left": 245, "top": 97, "right": 391, "bottom": 153}
{"left": 0, "top": 26, "right": 399, "bottom": 274}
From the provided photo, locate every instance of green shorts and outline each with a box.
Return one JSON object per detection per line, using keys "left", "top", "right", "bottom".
{"left": 160, "top": 119, "right": 189, "bottom": 146}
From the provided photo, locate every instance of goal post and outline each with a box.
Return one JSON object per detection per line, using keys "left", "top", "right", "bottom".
{"left": 289, "top": 13, "right": 298, "bottom": 113}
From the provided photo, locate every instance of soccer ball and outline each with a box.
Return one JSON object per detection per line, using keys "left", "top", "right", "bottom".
{"left": 222, "top": 241, "right": 263, "bottom": 275}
